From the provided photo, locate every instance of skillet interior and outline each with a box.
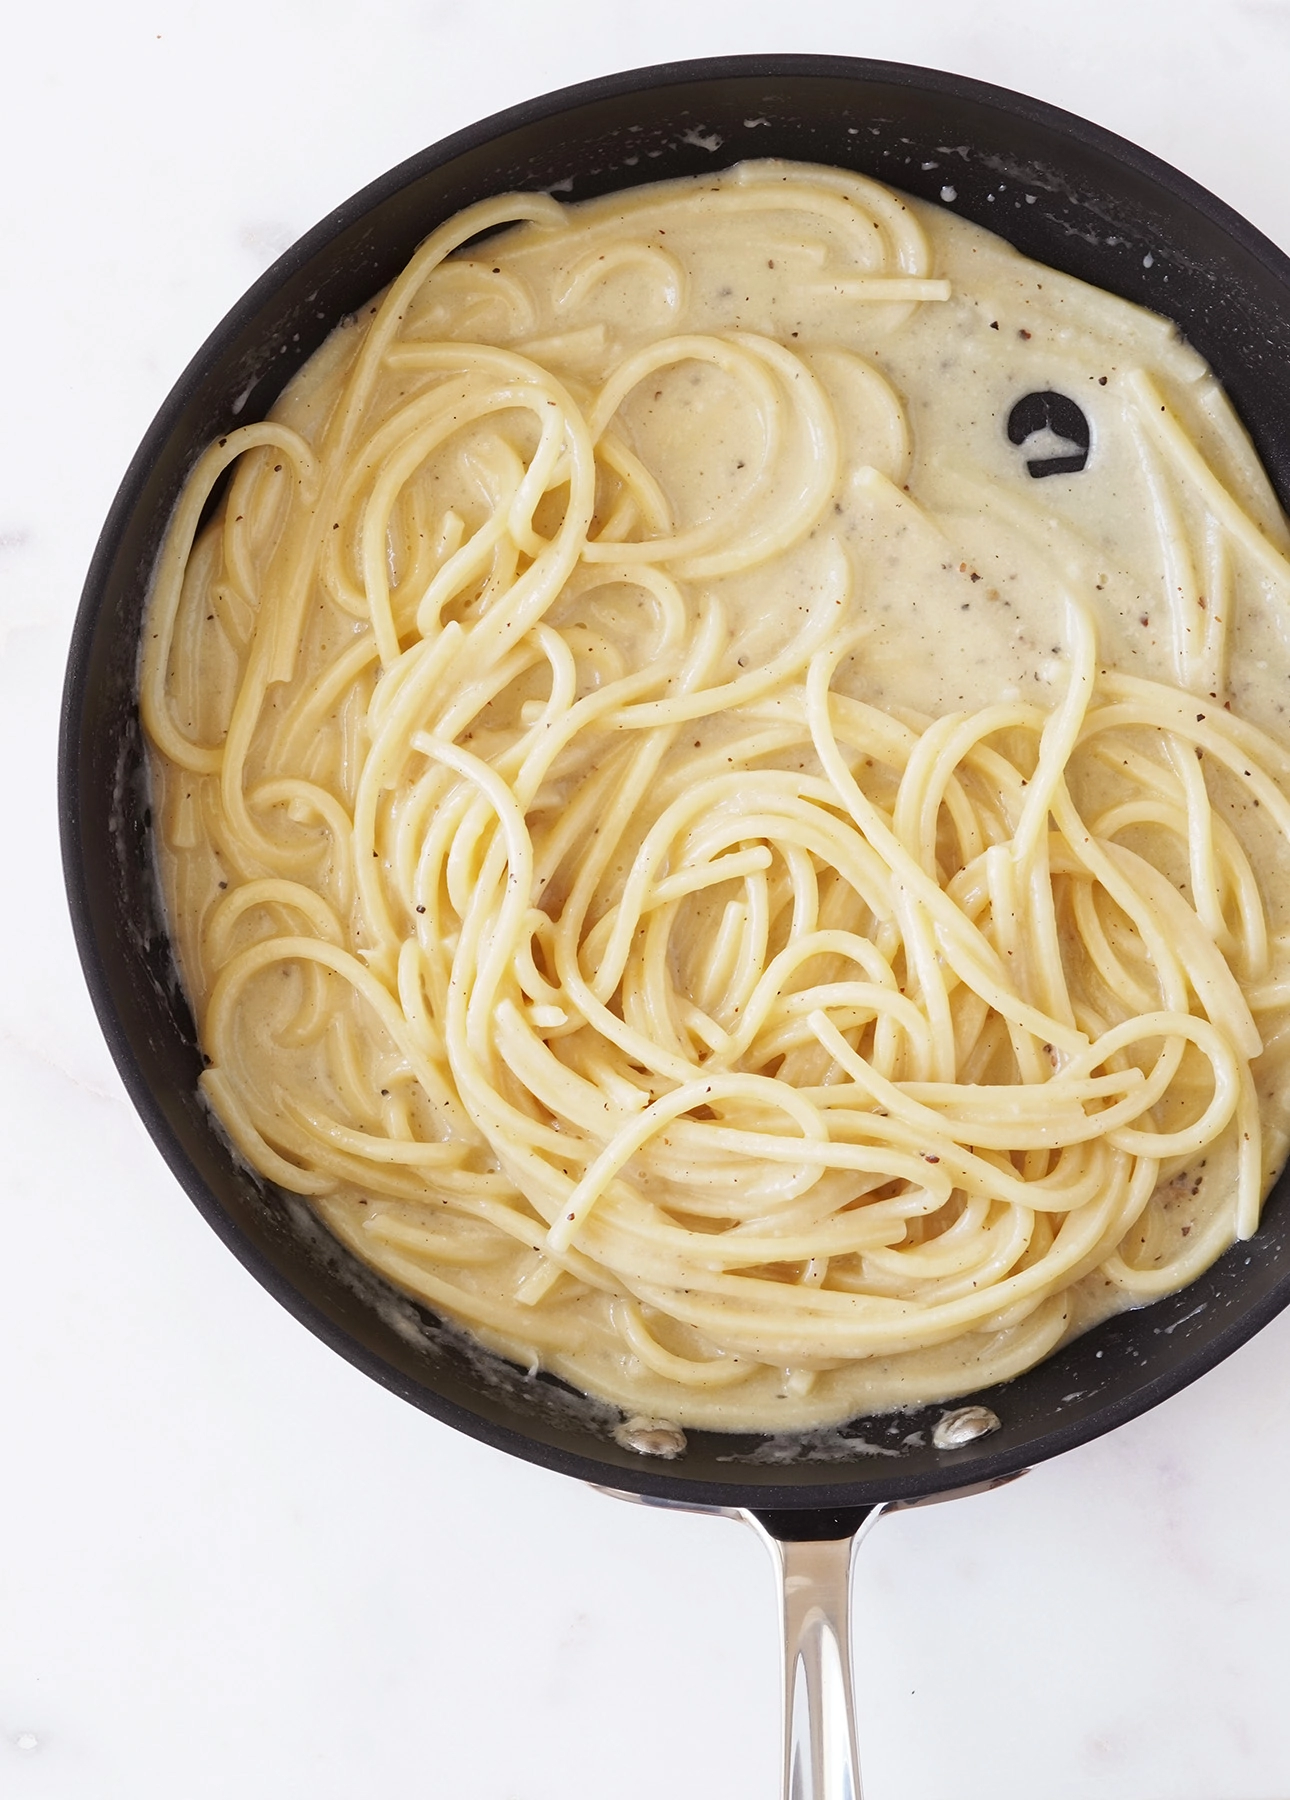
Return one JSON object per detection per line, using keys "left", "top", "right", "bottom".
{"left": 60, "top": 53, "right": 1290, "bottom": 1516}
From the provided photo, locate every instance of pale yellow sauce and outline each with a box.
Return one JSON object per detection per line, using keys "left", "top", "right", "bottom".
{"left": 145, "top": 162, "right": 1290, "bottom": 1432}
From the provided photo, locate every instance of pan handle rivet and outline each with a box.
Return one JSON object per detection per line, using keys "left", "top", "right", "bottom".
{"left": 932, "top": 1405, "right": 1001, "bottom": 1449}
{"left": 614, "top": 1415, "right": 688, "bottom": 1458}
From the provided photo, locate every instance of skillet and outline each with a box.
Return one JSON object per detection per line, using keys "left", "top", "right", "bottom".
{"left": 59, "top": 54, "right": 1290, "bottom": 1797}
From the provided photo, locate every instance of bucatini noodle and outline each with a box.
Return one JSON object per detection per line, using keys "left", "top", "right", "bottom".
{"left": 140, "top": 161, "right": 1290, "bottom": 1431}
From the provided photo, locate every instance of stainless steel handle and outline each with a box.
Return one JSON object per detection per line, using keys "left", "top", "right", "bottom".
{"left": 596, "top": 1455, "right": 1022, "bottom": 1800}
{"left": 745, "top": 1511, "right": 884, "bottom": 1800}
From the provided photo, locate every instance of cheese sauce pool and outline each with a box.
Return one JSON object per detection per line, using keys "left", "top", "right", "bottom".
{"left": 143, "top": 161, "right": 1290, "bottom": 1433}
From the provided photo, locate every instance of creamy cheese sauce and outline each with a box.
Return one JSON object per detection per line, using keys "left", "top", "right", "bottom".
{"left": 145, "top": 162, "right": 1290, "bottom": 1432}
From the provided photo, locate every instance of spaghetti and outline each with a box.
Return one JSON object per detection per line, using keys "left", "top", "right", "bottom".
{"left": 141, "top": 161, "right": 1290, "bottom": 1429}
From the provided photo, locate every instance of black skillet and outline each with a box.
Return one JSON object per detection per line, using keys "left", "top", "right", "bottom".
{"left": 59, "top": 55, "right": 1290, "bottom": 1797}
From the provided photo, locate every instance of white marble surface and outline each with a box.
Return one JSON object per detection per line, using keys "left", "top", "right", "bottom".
{"left": 6, "top": 2, "right": 1290, "bottom": 1794}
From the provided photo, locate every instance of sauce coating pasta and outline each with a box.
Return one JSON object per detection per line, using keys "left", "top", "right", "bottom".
{"left": 142, "top": 162, "right": 1290, "bottom": 1430}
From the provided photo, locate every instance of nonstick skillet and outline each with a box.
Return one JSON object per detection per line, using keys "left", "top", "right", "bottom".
{"left": 59, "top": 55, "right": 1290, "bottom": 1798}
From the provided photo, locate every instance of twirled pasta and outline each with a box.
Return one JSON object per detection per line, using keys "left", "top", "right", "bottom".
{"left": 143, "top": 162, "right": 1290, "bottom": 1430}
